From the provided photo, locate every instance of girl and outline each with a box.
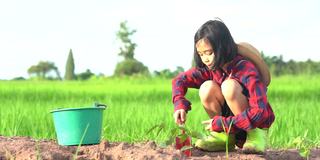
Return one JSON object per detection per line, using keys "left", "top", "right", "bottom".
{"left": 172, "top": 19, "right": 275, "bottom": 153}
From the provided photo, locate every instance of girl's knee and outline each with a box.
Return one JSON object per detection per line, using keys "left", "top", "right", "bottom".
{"left": 199, "top": 80, "right": 219, "bottom": 100}
{"left": 221, "top": 79, "right": 242, "bottom": 100}
{"left": 199, "top": 81, "right": 225, "bottom": 107}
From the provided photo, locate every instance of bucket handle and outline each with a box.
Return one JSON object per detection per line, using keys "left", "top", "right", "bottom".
{"left": 94, "top": 102, "right": 107, "bottom": 109}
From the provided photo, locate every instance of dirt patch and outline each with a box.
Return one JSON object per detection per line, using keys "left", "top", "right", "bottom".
{"left": 0, "top": 136, "right": 319, "bottom": 160}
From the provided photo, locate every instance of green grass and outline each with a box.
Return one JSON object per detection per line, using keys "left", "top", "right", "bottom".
{"left": 0, "top": 75, "right": 319, "bottom": 149}
{"left": 267, "top": 75, "right": 320, "bottom": 148}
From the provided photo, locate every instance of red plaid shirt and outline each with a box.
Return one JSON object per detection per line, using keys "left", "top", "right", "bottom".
{"left": 172, "top": 55, "right": 275, "bottom": 133}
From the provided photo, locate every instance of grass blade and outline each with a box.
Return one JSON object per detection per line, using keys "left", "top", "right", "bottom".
{"left": 73, "top": 123, "right": 90, "bottom": 160}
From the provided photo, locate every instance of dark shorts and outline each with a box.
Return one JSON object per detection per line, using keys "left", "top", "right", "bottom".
{"left": 221, "top": 83, "right": 249, "bottom": 148}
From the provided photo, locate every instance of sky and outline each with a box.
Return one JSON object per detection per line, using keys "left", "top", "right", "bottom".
{"left": 0, "top": 0, "right": 319, "bottom": 79}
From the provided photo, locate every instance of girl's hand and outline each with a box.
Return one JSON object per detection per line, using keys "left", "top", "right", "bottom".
{"left": 202, "top": 119, "right": 213, "bottom": 131}
{"left": 173, "top": 109, "right": 186, "bottom": 125}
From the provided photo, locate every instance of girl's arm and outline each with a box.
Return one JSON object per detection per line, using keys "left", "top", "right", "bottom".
{"left": 172, "top": 68, "right": 211, "bottom": 112}
{"left": 237, "top": 42, "right": 271, "bottom": 86}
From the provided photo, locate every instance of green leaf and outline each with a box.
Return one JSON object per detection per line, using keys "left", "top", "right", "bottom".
{"left": 145, "top": 123, "right": 165, "bottom": 136}
{"left": 170, "top": 127, "right": 180, "bottom": 137}
{"left": 165, "top": 136, "right": 175, "bottom": 146}
{"left": 299, "top": 149, "right": 309, "bottom": 158}
{"left": 156, "top": 124, "right": 165, "bottom": 136}
{"left": 157, "top": 141, "right": 168, "bottom": 148}
{"left": 178, "top": 125, "right": 187, "bottom": 132}
{"left": 292, "top": 136, "right": 302, "bottom": 144}
{"left": 292, "top": 136, "right": 303, "bottom": 148}
{"left": 227, "top": 119, "right": 234, "bottom": 134}
{"left": 177, "top": 134, "right": 188, "bottom": 142}
{"left": 145, "top": 124, "right": 160, "bottom": 135}
{"left": 220, "top": 117, "right": 226, "bottom": 133}
{"left": 190, "top": 131, "right": 205, "bottom": 139}
{"left": 303, "top": 130, "right": 309, "bottom": 138}
{"left": 180, "top": 146, "right": 193, "bottom": 152}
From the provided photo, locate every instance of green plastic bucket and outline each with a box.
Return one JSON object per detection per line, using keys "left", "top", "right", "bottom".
{"left": 51, "top": 103, "right": 106, "bottom": 146}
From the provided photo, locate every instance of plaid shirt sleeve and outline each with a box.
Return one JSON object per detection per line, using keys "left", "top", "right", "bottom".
{"left": 211, "top": 60, "right": 275, "bottom": 133}
{"left": 172, "top": 67, "right": 211, "bottom": 112}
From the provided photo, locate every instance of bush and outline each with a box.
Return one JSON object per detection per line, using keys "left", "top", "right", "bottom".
{"left": 114, "top": 59, "right": 149, "bottom": 76}
{"left": 76, "top": 69, "right": 94, "bottom": 80}
{"left": 153, "top": 66, "right": 185, "bottom": 78}
{"left": 11, "top": 77, "right": 26, "bottom": 81}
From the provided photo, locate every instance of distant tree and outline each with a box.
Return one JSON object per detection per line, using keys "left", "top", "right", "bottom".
{"left": 260, "top": 51, "right": 272, "bottom": 67}
{"left": 272, "top": 55, "right": 285, "bottom": 76}
{"left": 64, "top": 49, "right": 75, "bottom": 80}
{"left": 28, "top": 65, "right": 41, "bottom": 77}
{"left": 76, "top": 69, "right": 94, "bottom": 80}
{"left": 260, "top": 53, "right": 285, "bottom": 76}
{"left": 27, "top": 61, "right": 60, "bottom": 79}
{"left": 261, "top": 52, "right": 320, "bottom": 76}
{"left": 117, "top": 21, "right": 137, "bottom": 60}
{"left": 114, "top": 21, "right": 149, "bottom": 76}
{"left": 153, "top": 66, "right": 185, "bottom": 78}
{"left": 114, "top": 59, "right": 149, "bottom": 76}
{"left": 286, "top": 60, "right": 299, "bottom": 75}
{"left": 12, "top": 77, "right": 26, "bottom": 81}
{"left": 304, "top": 59, "right": 314, "bottom": 75}
{"left": 54, "top": 67, "right": 62, "bottom": 80}
{"left": 173, "top": 66, "right": 185, "bottom": 75}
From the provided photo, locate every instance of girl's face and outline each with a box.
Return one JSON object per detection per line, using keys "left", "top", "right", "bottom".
{"left": 196, "top": 38, "right": 214, "bottom": 68}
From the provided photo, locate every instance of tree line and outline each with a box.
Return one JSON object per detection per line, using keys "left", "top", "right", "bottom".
{"left": 261, "top": 53, "right": 320, "bottom": 76}
{"left": 26, "top": 49, "right": 94, "bottom": 81}
{"left": 12, "top": 21, "right": 320, "bottom": 81}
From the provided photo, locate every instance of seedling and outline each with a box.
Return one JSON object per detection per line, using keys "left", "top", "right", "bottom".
{"left": 146, "top": 123, "right": 205, "bottom": 156}
{"left": 147, "top": 119, "right": 234, "bottom": 159}
{"left": 220, "top": 118, "right": 234, "bottom": 160}
{"left": 73, "top": 123, "right": 90, "bottom": 160}
{"left": 292, "top": 130, "right": 314, "bottom": 160}
{"left": 175, "top": 125, "right": 192, "bottom": 156}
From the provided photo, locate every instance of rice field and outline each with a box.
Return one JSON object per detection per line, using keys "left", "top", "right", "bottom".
{"left": 0, "top": 75, "right": 319, "bottom": 149}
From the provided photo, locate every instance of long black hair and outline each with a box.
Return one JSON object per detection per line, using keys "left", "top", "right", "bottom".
{"left": 194, "top": 19, "right": 238, "bottom": 70}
